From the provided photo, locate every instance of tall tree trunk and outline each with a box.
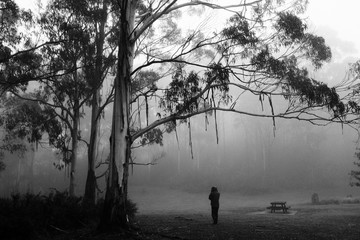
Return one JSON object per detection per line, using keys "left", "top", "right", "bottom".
{"left": 69, "top": 66, "right": 80, "bottom": 197}
{"left": 84, "top": 88, "right": 100, "bottom": 204}
{"left": 99, "top": 0, "right": 136, "bottom": 230}
{"left": 69, "top": 103, "right": 79, "bottom": 196}
{"left": 84, "top": 0, "right": 108, "bottom": 205}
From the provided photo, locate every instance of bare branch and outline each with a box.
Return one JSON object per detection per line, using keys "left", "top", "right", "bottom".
{"left": 132, "top": 0, "right": 262, "bottom": 42}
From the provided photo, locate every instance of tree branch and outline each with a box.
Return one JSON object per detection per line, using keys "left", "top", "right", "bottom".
{"left": 132, "top": 0, "right": 262, "bottom": 42}
{"left": 131, "top": 105, "right": 359, "bottom": 142}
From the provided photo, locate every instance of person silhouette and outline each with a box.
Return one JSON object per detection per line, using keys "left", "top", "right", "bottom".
{"left": 208, "top": 186, "right": 220, "bottom": 224}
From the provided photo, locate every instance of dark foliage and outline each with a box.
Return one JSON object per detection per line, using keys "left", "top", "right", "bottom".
{"left": 275, "top": 12, "right": 306, "bottom": 43}
{"left": 303, "top": 34, "right": 332, "bottom": 69}
{"left": 139, "top": 128, "right": 163, "bottom": 146}
{"left": 251, "top": 48, "right": 345, "bottom": 118}
{"left": 222, "top": 15, "right": 258, "bottom": 46}
{"left": 132, "top": 70, "right": 159, "bottom": 94}
{"left": 0, "top": 191, "right": 138, "bottom": 239}
{"left": 161, "top": 63, "right": 230, "bottom": 116}
{"left": 162, "top": 68, "right": 202, "bottom": 114}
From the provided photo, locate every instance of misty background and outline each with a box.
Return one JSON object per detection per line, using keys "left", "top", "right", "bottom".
{"left": 1, "top": 97, "right": 360, "bottom": 213}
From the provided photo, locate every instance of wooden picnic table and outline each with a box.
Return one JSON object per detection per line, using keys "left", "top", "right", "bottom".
{"left": 267, "top": 201, "right": 290, "bottom": 213}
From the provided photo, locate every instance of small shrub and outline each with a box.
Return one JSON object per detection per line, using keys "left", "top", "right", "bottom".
{"left": 341, "top": 197, "right": 360, "bottom": 204}
{"left": 125, "top": 198, "right": 138, "bottom": 220}
{"left": 319, "top": 198, "right": 340, "bottom": 205}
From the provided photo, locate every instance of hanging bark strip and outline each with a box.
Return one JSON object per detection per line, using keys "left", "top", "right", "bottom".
{"left": 174, "top": 123, "right": 180, "bottom": 148}
{"left": 137, "top": 98, "right": 141, "bottom": 128}
{"left": 268, "top": 94, "right": 276, "bottom": 137}
{"left": 214, "top": 109, "right": 219, "bottom": 144}
{"left": 205, "top": 113, "right": 209, "bottom": 131}
{"left": 259, "top": 93, "right": 264, "bottom": 111}
{"left": 212, "top": 89, "right": 219, "bottom": 144}
{"left": 188, "top": 120, "right": 194, "bottom": 159}
{"left": 204, "top": 99, "right": 208, "bottom": 131}
{"left": 174, "top": 124, "right": 181, "bottom": 173}
{"left": 145, "top": 95, "right": 149, "bottom": 126}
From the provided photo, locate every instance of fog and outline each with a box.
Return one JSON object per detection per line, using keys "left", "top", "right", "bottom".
{"left": 2, "top": 96, "right": 360, "bottom": 214}
{"left": 127, "top": 112, "right": 360, "bottom": 213}
{"left": 2, "top": 49, "right": 360, "bottom": 216}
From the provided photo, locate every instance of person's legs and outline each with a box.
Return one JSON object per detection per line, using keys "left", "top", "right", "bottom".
{"left": 212, "top": 207, "right": 219, "bottom": 224}
{"left": 214, "top": 207, "right": 218, "bottom": 224}
{"left": 211, "top": 207, "right": 215, "bottom": 224}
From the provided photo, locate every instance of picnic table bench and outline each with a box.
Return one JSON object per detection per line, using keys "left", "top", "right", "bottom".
{"left": 267, "top": 201, "right": 290, "bottom": 213}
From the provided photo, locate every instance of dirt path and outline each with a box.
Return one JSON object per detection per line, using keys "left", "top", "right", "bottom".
{"left": 134, "top": 204, "right": 360, "bottom": 240}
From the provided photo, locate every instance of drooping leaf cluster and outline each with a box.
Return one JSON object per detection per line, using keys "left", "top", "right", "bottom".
{"left": 132, "top": 70, "right": 159, "bottom": 95}
{"left": 161, "top": 68, "right": 201, "bottom": 114}
{"left": 222, "top": 14, "right": 258, "bottom": 46}
{"left": 139, "top": 128, "right": 163, "bottom": 146}
{"left": 302, "top": 34, "right": 332, "bottom": 69}
{"left": 160, "top": 63, "right": 230, "bottom": 116}
{"left": 275, "top": 12, "right": 306, "bottom": 43}
{"left": 251, "top": 46, "right": 344, "bottom": 117}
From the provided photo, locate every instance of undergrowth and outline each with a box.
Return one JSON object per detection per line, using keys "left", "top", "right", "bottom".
{"left": 0, "top": 190, "right": 137, "bottom": 240}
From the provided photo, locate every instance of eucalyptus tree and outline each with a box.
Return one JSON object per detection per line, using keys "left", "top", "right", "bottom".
{"left": 1, "top": 0, "right": 117, "bottom": 201}
{"left": 4, "top": 0, "right": 118, "bottom": 199}
{"left": 11, "top": 1, "right": 100, "bottom": 196}
{"left": 55, "top": 0, "right": 118, "bottom": 204}
{"left": 100, "top": 0, "right": 359, "bottom": 229}
{"left": 0, "top": 0, "right": 40, "bottom": 170}
{"left": 0, "top": 0, "right": 80, "bottom": 191}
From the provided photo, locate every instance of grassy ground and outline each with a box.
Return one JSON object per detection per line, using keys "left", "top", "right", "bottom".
{"left": 133, "top": 204, "right": 360, "bottom": 240}
{"left": 50, "top": 203, "right": 360, "bottom": 240}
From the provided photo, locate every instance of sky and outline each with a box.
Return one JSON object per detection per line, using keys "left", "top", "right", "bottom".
{"left": 304, "top": 0, "right": 360, "bottom": 86}
{"left": 307, "top": 0, "right": 360, "bottom": 60}
{"left": 16, "top": 0, "right": 360, "bottom": 63}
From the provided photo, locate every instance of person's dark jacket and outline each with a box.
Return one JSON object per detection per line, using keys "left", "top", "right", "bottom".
{"left": 209, "top": 190, "right": 220, "bottom": 208}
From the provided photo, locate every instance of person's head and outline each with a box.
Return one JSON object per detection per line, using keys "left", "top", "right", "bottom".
{"left": 211, "top": 186, "right": 217, "bottom": 192}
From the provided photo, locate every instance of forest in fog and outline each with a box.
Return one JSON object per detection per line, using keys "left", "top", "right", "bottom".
{"left": 1, "top": 102, "right": 359, "bottom": 197}
{"left": 1, "top": 0, "right": 360, "bottom": 238}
